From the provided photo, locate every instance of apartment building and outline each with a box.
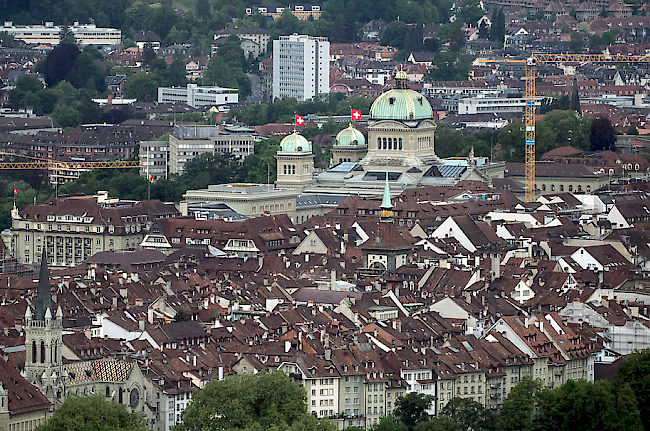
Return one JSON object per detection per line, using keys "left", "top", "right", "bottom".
{"left": 139, "top": 140, "right": 169, "bottom": 181}
{"left": 246, "top": 4, "right": 323, "bottom": 20}
{"left": 10, "top": 192, "right": 178, "bottom": 267}
{"left": 1, "top": 21, "right": 121, "bottom": 46}
{"left": 158, "top": 84, "right": 239, "bottom": 109}
{"left": 273, "top": 34, "right": 330, "bottom": 101}
{"left": 279, "top": 355, "right": 340, "bottom": 419}
{"left": 167, "top": 125, "right": 257, "bottom": 176}
{"left": 213, "top": 27, "right": 271, "bottom": 59}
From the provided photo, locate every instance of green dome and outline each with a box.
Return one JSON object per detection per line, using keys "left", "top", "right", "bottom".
{"left": 279, "top": 132, "right": 312, "bottom": 153}
{"left": 369, "top": 89, "right": 433, "bottom": 120}
{"left": 334, "top": 124, "right": 366, "bottom": 147}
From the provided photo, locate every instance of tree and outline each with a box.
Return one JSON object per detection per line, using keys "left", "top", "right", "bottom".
{"left": 37, "top": 394, "right": 146, "bottom": 431}
{"left": 438, "top": 398, "right": 495, "bottom": 431}
{"left": 569, "top": 32, "right": 584, "bottom": 53}
{"left": 0, "top": 31, "right": 14, "bottom": 47}
{"left": 616, "top": 349, "right": 650, "bottom": 431}
{"left": 448, "top": 24, "right": 465, "bottom": 51}
{"left": 478, "top": 21, "right": 489, "bottom": 39}
{"left": 123, "top": 72, "right": 159, "bottom": 102}
{"left": 174, "top": 309, "right": 189, "bottom": 322}
{"left": 489, "top": 8, "right": 505, "bottom": 47}
{"left": 372, "top": 416, "right": 409, "bottom": 431}
{"left": 58, "top": 25, "right": 78, "bottom": 45}
{"left": 40, "top": 43, "right": 81, "bottom": 87}
{"left": 497, "top": 376, "right": 542, "bottom": 431}
{"left": 425, "top": 51, "right": 471, "bottom": 82}
{"left": 589, "top": 116, "right": 616, "bottom": 151}
{"left": 173, "top": 371, "right": 336, "bottom": 431}
{"left": 393, "top": 392, "right": 434, "bottom": 429}
{"left": 141, "top": 43, "right": 157, "bottom": 68}
{"left": 534, "top": 379, "right": 643, "bottom": 431}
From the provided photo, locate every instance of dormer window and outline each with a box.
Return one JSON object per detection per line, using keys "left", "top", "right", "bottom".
{"left": 389, "top": 97, "right": 395, "bottom": 105}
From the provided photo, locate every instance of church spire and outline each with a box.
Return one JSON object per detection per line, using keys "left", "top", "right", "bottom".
{"left": 571, "top": 76, "right": 581, "bottom": 114}
{"left": 34, "top": 251, "right": 52, "bottom": 321}
{"left": 380, "top": 173, "right": 393, "bottom": 223}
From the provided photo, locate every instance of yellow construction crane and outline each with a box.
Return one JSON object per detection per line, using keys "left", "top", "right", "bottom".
{"left": 481, "top": 53, "right": 650, "bottom": 202}
{"left": 0, "top": 151, "right": 140, "bottom": 170}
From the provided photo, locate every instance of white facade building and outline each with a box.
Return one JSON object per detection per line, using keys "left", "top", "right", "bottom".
{"left": 158, "top": 84, "right": 239, "bottom": 108}
{"left": 457, "top": 96, "right": 545, "bottom": 115}
{"left": 1, "top": 21, "right": 121, "bottom": 46}
{"left": 273, "top": 34, "right": 330, "bottom": 101}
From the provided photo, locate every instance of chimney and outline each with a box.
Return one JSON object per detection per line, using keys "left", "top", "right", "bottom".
{"left": 325, "top": 348, "right": 332, "bottom": 361}
{"left": 285, "top": 340, "right": 291, "bottom": 353}
{"left": 525, "top": 316, "right": 529, "bottom": 328}
{"left": 465, "top": 291, "right": 472, "bottom": 304}
{"left": 139, "top": 317, "right": 145, "bottom": 331}
{"left": 218, "top": 366, "right": 224, "bottom": 381}
{"left": 147, "top": 308, "right": 153, "bottom": 324}
{"left": 193, "top": 355, "right": 197, "bottom": 367}
{"left": 396, "top": 319, "right": 402, "bottom": 332}
{"left": 112, "top": 297, "right": 118, "bottom": 308}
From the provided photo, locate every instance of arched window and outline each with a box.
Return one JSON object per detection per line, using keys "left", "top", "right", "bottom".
{"left": 388, "top": 138, "right": 392, "bottom": 149}
{"left": 40, "top": 341, "right": 45, "bottom": 364}
{"left": 377, "top": 138, "right": 381, "bottom": 149}
{"left": 53, "top": 343, "right": 57, "bottom": 363}
{"left": 383, "top": 138, "right": 387, "bottom": 149}
{"left": 399, "top": 138, "right": 403, "bottom": 150}
{"left": 283, "top": 165, "right": 287, "bottom": 175}
{"left": 32, "top": 340, "right": 36, "bottom": 363}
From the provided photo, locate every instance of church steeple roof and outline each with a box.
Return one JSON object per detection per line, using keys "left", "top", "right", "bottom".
{"left": 34, "top": 251, "right": 52, "bottom": 321}
{"left": 380, "top": 174, "right": 393, "bottom": 223}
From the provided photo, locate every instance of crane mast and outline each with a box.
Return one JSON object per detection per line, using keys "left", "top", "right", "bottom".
{"left": 482, "top": 52, "right": 650, "bottom": 202}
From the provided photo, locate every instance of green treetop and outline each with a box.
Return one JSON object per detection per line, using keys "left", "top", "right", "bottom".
{"left": 36, "top": 394, "right": 146, "bottom": 431}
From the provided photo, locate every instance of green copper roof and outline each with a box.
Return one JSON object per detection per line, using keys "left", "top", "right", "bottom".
{"left": 369, "top": 88, "right": 433, "bottom": 121}
{"left": 334, "top": 124, "right": 366, "bottom": 146}
{"left": 279, "top": 131, "right": 312, "bottom": 153}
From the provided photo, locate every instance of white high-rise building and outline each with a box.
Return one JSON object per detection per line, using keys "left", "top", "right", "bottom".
{"left": 273, "top": 34, "right": 329, "bottom": 101}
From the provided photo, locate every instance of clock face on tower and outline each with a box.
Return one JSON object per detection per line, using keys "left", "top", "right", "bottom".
{"left": 130, "top": 388, "right": 140, "bottom": 409}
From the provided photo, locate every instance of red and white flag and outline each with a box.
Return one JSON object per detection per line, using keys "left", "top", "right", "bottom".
{"left": 13, "top": 188, "right": 18, "bottom": 195}
{"left": 351, "top": 109, "right": 362, "bottom": 121}
{"left": 295, "top": 114, "right": 305, "bottom": 126}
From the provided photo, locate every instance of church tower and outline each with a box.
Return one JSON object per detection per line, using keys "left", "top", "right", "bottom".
{"left": 380, "top": 174, "right": 393, "bottom": 223}
{"left": 275, "top": 131, "right": 315, "bottom": 192}
{"left": 24, "top": 251, "right": 64, "bottom": 406}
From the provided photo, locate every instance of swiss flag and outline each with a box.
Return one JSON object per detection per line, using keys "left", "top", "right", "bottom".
{"left": 351, "top": 109, "right": 362, "bottom": 121}
{"left": 13, "top": 188, "right": 18, "bottom": 195}
{"left": 295, "top": 114, "right": 305, "bottom": 126}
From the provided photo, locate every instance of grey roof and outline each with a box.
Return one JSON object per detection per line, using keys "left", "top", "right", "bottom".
{"left": 363, "top": 171, "right": 403, "bottom": 181}
{"left": 329, "top": 162, "right": 358, "bottom": 172}
{"left": 423, "top": 165, "right": 467, "bottom": 178}
{"left": 35, "top": 250, "right": 51, "bottom": 321}
{"left": 296, "top": 194, "right": 349, "bottom": 208}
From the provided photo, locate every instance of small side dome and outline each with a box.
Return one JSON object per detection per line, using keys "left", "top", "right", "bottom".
{"left": 334, "top": 124, "right": 366, "bottom": 147}
{"left": 279, "top": 131, "right": 312, "bottom": 153}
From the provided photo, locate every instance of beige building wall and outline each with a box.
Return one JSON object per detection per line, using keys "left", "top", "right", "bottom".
{"left": 275, "top": 153, "right": 315, "bottom": 192}
{"left": 331, "top": 145, "right": 368, "bottom": 165}
{"left": 362, "top": 119, "right": 441, "bottom": 174}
